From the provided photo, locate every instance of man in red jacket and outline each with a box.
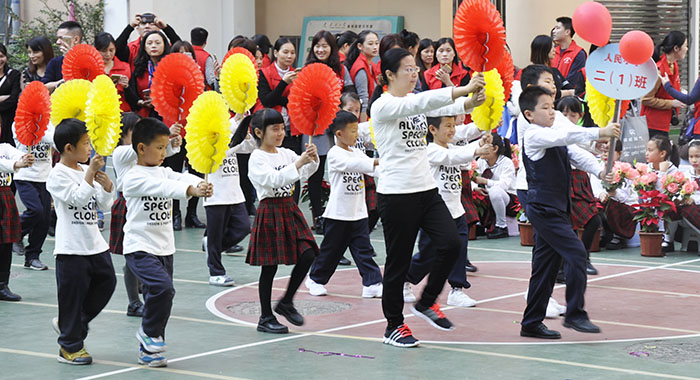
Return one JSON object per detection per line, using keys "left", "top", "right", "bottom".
{"left": 191, "top": 27, "right": 220, "bottom": 91}
{"left": 552, "top": 16, "right": 587, "bottom": 95}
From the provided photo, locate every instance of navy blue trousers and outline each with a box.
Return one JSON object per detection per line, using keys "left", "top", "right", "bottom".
{"left": 204, "top": 203, "right": 250, "bottom": 276}
{"left": 521, "top": 202, "right": 589, "bottom": 329}
{"left": 125, "top": 252, "right": 175, "bottom": 338}
{"left": 55, "top": 251, "right": 116, "bottom": 352}
{"left": 309, "top": 218, "right": 382, "bottom": 287}
{"left": 406, "top": 214, "right": 471, "bottom": 289}
{"left": 15, "top": 180, "right": 51, "bottom": 261}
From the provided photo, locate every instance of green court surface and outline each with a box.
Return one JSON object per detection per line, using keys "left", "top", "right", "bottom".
{"left": 2, "top": 177, "right": 700, "bottom": 379}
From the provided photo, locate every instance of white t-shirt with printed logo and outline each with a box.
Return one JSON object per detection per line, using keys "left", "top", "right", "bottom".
{"left": 370, "top": 87, "right": 471, "bottom": 194}
{"left": 122, "top": 165, "right": 203, "bottom": 256}
{"left": 427, "top": 142, "right": 479, "bottom": 219}
{"left": 248, "top": 147, "right": 319, "bottom": 201}
{"left": 46, "top": 163, "right": 113, "bottom": 256}
{"left": 203, "top": 123, "right": 256, "bottom": 206}
{"left": 323, "top": 145, "right": 376, "bottom": 221}
{"left": 0, "top": 143, "right": 23, "bottom": 186}
{"left": 12, "top": 122, "right": 55, "bottom": 182}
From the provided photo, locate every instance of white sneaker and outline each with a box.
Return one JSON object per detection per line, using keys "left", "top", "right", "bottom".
{"left": 51, "top": 317, "right": 60, "bottom": 335}
{"left": 305, "top": 277, "right": 327, "bottom": 296}
{"left": 362, "top": 283, "right": 383, "bottom": 298}
{"left": 209, "top": 275, "right": 235, "bottom": 287}
{"left": 546, "top": 297, "right": 566, "bottom": 318}
{"left": 446, "top": 288, "right": 476, "bottom": 307}
{"left": 403, "top": 282, "right": 416, "bottom": 303}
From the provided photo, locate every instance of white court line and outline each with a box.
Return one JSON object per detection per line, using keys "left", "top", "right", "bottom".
{"left": 74, "top": 258, "right": 700, "bottom": 379}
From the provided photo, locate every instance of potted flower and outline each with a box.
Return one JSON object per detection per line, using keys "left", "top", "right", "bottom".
{"left": 516, "top": 207, "right": 534, "bottom": 246}
{"left": 630, "top": 163, "right": 676, "bottom": 257}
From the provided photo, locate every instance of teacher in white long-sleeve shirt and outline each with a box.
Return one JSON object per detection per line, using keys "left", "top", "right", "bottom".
{"left": 369, "top": 48, "right": 485, "bottom": 348}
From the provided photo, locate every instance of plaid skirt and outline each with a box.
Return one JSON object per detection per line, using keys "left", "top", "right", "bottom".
{"left": 570, "top": 169, "right": 598, "bottom": 229}
{"left": 460, "top": 170, "right": 478, "bottom": 224}
{"left": 109, "top": 193, "right": 127, "bottom": 255}
{"left": 681, "top": 204, "right": 700, "bottom": 230}
{"left": 479, "top": 193, "right": 519, "bottom": 230}
{"left": 0, "top": 186, "right": 21, "bottom": 244}
{"left": 364, "top": 175, "right": 377, "bottom": 211}
{"left": 605, "top": 200, "right": 637, "bottom": 239}
{"left": 246, "top": 196, "right": 319, "bottom": 266}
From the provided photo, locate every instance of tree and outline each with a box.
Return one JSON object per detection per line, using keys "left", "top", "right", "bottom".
{"left": 7, "top": 0, "right": 104, "bottom": 69}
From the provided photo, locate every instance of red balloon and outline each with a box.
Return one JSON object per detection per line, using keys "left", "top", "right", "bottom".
{"left": 620, "top": 30, "right": 654, "bottom": 65}
{"left": 572, "top": 1, "right": 612, "bottom": 46}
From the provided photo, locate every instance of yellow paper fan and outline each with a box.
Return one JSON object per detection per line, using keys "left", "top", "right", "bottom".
{"left": 185, "top": 91, "right": 232, "bottom": 174}
{"left": 471, "top": 69, "right": 505, "bottom": 131}
{"left": 50, "top": 79, "right": 92, "bottom": 126}
{"left": 85, "top": 75, "right": 123, "bottom": 156}
{"left": 586, "top": 80, "right": 616, "bottom": 128}
{"left": 220, "top": 53, "right": 259, "bottom": 114}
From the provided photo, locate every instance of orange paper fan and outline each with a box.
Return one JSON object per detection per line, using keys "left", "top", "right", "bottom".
{"left": 287, "top": 63, "right": 343, "bottom": 136}
{"left": 453, "top": 0, "right": 507, "bottom": 72}
{"left": 62, "top": 44, "right": 106, "bottom": 81}
{"left": 496, "top": 51, "right": 514, "bottom": 101}
{"left": 15, "top": 81, "right": 51, "bottom": 146}
{"left": 151, "top": 53, "right": 205, "bottom": 122}
{"left": 223, "top": 47, "right": 256, "bottom": 67}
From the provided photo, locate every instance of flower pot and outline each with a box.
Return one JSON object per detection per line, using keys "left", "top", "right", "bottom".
{"left": 518, "top": 222, "right": 534, "bottom": 246}
{"left": 577, "top": 228, "right": 601, "bottom": 252}
{"left": 639, "top": 232, "right": 664, "bottom": 257}
{"left": 468, "top": 227, "right": 477, "bottom": 240}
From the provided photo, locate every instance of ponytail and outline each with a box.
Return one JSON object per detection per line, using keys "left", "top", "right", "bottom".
{"left": 231, "top": 115, "right": 253, "bottom": 147}
{"left": 653, "top": 31, "right": 686, "bottom": 62}
{"left": 343, "top": 30, "right": 377, "bottom": 71}
{"left": 492, "top": 133, "right": 512, "bottom": 159}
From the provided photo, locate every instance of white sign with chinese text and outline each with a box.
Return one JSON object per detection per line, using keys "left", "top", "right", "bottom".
{"left": 586, "top": 43, "right": 657, "bottom": 100}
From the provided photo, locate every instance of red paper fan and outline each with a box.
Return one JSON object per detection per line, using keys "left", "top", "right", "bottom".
{"left": 151, "top": 53, "right": 205, "bottom": 122}
{"left": 223, "top": 47, "right": 256, "bottom": 67}
{"left": 453, "top": 0, "right": 507, "bottom": 72}
{"left": 496, "top": 51, "right": 514, "bottom": 101}
{"left": 62, "top": 44, "right": 106, "bottom": 81}
{"left": 288, "top": 63, "right": 343, "bottom": 136}
{"left": 14, "top": 81, "right": 51, "bottom": 146}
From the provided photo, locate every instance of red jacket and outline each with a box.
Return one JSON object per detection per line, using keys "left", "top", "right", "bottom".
{"left": 193, "top": 45, "right": 211, "bottom": 90}
{"left": 553, "top": 40, "right": 584, "bottom": 78}
{"left": 350, "top": 54, "right": 377, "bottom": 98}
{"left": 641, "top": 55, "right": 680, "bottom": 132}
{"left": 108, "top": 57, "right": 132, "bottom": 112}
{"left": 255, "top": 64, "right": 302, "bottom": 135}
{"left": 423, "top": 62, "right": 470, "bottom": 90}
{"left": 128, "top": 38, "right": 140, "bottom": 71}
{"left": 261, "top": 55, "right": 272, "bottom": 68}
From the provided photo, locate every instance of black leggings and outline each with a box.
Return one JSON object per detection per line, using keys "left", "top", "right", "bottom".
{"left": 258, "top": 249, "right": 315, "bottom": 317}
{"left": 580, "top": 215, "right": 601, "bottom": 256}
{"left": 0, "top": 243, "right": 12, "bottom": 283}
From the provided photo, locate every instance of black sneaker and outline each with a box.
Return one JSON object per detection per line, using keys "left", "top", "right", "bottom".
{"left": 225, "top": 245, "right": 244, "bottom": 254}
{"left": 586, "top": 261, "right": 598, "bottom": 275}
{"left": 127, "top": 301, "right": 144, "bottom": 317}
{"left": 410, "top": 303, "right": 454, "bottom": 331}
{"left": 382, "top": 324, "right": 420, "bottom": 347}
{"left": 0, "top": 284, "right": 21, "bottom": 301}
{"left": 605, "top": 237, "right": 626, "bottom": 250}
{"left": 338, "top": 256, "right": 352, "bottom": 266}
{"left": 487, "top": 226, "right": 509, "bottom": 239}
{"left": 24, "top": 259, "right": 48, "bottom": 271}
{"left": 12, "top": 241, "right": 25, "bottom": 256}
{"left": 274, "top": 301, "right": 304, "bottom": 326}
{"left": 465, "top": 261, "right": 478, "bottom": 273}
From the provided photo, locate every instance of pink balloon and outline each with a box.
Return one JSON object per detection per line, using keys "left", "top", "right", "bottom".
{"left": 572, "top": 1, "right": 612, "bottom": 46}
{"left": 620, "top": 30, "right": 654, "bottom": 65}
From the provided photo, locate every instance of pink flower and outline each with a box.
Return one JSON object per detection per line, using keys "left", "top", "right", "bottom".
{"left": 620, "top": 162, "right": 632, "bottom": 174}
{"left": 471, "top": 161, "right": 478, "bottom": 170}
{"left": 666, "top": 182, "right": 679, "bottom": 194}
{"left": 674, "top": 171, "right": 686, "bottom": 182}
{"left": 636, "top": 163, "right": 649, "bottom": 174}
{"left": 682, "top": 181, "right": 696, "bottom": 195}
{"left": 613, "top": 172, "right": 622, "bottom": 183}
{"left": 627, "top": 169, "right": 640, "bottom": 180}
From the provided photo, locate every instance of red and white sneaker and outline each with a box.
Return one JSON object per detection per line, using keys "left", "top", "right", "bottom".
{"left": 410, "top": 303, "right": 454, "bottom": 331}
{"left": 383, "top": 323, "right": 420, "bottom": 348}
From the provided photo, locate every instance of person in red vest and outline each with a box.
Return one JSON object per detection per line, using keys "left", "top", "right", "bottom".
{"left": 191, "top": 27, "right": 219, "bottom": 91}
{"left": 416, "top": 38, "right": 435, "bottom": 92}
{"left": 344, "top": 31, "right": 379, "bottom": 122}
{"left": 423, "top": 37, "right": 471, "bottom": 90}
{"left": 115, "top": 13, "right": 180, "bottom": 71}
{"left": 94, "top": 32, "right": 131, "bottom": 113}
{"left": 642, "top": 31, "right": 688, "bottom": 138}
{"left": 336, "top": 31, "right": 358, "bottom": 64}
{"left": 551, "top": 16, "right": 586, "bottom": 96}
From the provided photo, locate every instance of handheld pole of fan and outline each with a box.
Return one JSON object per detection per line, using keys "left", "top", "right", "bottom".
{"left": 604, "top": 99, "right": 623, "bottom": 184}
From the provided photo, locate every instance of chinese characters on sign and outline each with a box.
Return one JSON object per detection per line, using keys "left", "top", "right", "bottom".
{"left": 585, "top": 43, "right": 658, "bottom": 100}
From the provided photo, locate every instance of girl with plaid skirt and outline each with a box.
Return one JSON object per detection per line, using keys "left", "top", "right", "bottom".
{"left": 110, "top": 112, "right": 182, "bottom": 316}
{"left": 0, "top": 144, "right": 34, "bottom": 301}
{"left": 242, "top": 108, "right": 320, "bottom": 334}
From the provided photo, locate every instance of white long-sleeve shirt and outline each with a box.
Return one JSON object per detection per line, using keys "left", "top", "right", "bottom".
{"left": 204, "top": 134, "right": 256, "bottom": 206}
{"left": 12, "top": 122, "right": 55, "bottom": 182}
{"left": 323, "top": 145, "right": 375, "bottom": 221}
{"left": 516, "top": 111, "right": 603, "bottom": 190}
{"left": 122, "top": 165, "right": 202, "bottom": 256}
{"left": 353, "top": 121, "right": 374, "bottom": 153}
{"left": 476, "top": 155, "right": 516, "bottom": 195}
{"left": 427, "top": 141, "right": 479, "bottom": 218}
{"left": 46, "top": 163, "right": 113, "bottom": 256}
{"left": 112, "top": 141, "right": 181, "bottom": 193}
{"left": 452, "top": 122, "right": 482, "bottom": 146}
{"left": 0, "top": 144, "right": 24, "bottom": 186}
{"left": 369, "top": 87, "right": 472, "bottom": 194}
{"left": 248, "top": 147, "right": 319, "bottom": 201}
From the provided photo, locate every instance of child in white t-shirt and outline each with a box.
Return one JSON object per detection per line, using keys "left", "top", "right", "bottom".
{"left": 305, "top": 111, "right": 383, "bottom": 298}
{"left": 46, "top": 118, "right": 116, "bottom": 365}
{"left": 121, "top": 118, "right": 212, "bottom": 367}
